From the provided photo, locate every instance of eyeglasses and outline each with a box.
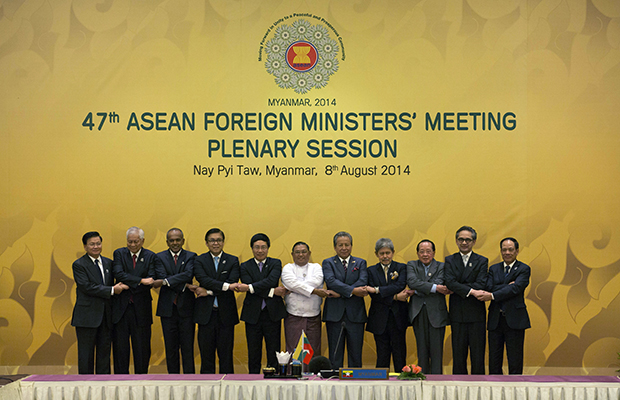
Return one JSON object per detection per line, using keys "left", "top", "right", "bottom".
{"left": 207, "top": 238, "right": 223, "bottom": 243}
{"left": 456, "top": 238, "right": 474, "bottom": 244}
{"left": 293, "top": 250, "right": 308, "bottom": 255}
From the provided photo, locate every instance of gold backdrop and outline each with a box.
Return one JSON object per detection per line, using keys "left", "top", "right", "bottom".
{"left": 1, "top": 0, "right": 619, "bottom": 375}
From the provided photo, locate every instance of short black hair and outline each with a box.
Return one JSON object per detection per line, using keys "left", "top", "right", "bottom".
{"left": 250, "top": 233, "right": 270, "bottom": 248}
{"left": 416, "top": 239, "right": 435, "bottom": 252}
{"left": 205, "top": 228, "right": 225, "bottom": 241}
{"left": 456, "top": 226, "right": 477, "bottom": 240}
{"left": 291, "top": 241, "right": 310, "bottom": 252}
{"left": 82, "top": 231, "right": 102, "bottom": 245}
{"left": 166, "top": 228, "right": 183, "bottom": 239}
{"left": 500, "top": 237, "right": 519, "bottom": 250}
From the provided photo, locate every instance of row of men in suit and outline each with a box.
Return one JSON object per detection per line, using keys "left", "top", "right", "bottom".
{"left": 70, "top": 227, "right": 274, "bottom": 374}
{"left": 71, "top": 226, "right": 530, "bottom": 375}
{"left": 367, "top": 226, "right": 531, "bottom": 376}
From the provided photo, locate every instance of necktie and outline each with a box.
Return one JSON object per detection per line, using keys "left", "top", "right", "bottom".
{"left": 174, "top": 254, "right": 178, "bottom": 265}
{"left": 213, "top": 256, "right": 220, "bottom": 307}
{"left": 343, "top": 259, "right": 347, "bottom": 272}
{"left": 505, "top": 264, "right": 510, "bottom": 276}
{"left": 95, "top": 259, "right": 104, "bottom": 282}
{"left": 132, "top": 254, "right": 137, "bottom": 269}
{"left": 462, "top": 254, "right": 469, "bottom": 266}
{"left": 258, "top": 262, "right": 266, "bottom": 309}
{"left": 384, "top": 265, "right": 389, "bottom": 282}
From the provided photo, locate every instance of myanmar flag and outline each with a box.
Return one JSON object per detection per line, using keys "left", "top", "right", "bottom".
{"left": 292, "top": 330, "right": 314, "bottom": 364}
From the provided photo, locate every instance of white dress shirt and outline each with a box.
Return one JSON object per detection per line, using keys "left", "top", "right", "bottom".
{"left": 281, "top": 262, "right": 324, "bottom": 317}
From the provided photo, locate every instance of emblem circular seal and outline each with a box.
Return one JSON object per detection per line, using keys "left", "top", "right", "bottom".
{"left": 264, "top": 18, "right": 340, "bottom": 94}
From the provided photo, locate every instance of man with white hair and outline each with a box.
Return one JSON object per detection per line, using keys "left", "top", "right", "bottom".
{"left": 112, "top": 226, "right": 164, "bottom": 374}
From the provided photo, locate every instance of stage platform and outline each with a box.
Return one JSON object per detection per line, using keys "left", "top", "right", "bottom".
{"left": 0, "top": 374, "right": 618, "bottom": 400}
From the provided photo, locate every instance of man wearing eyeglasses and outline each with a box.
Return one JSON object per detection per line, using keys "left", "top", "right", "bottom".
{"left": 281, "top": 241, "right": 328, "bottom": 354}
{"left": 444, "top": 226, "right": 488, "bottom": 374}
{"left": 193, "top": 228, "right": 241, "bottom": 374}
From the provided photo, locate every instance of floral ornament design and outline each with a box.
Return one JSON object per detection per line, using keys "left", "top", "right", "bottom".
{"left": 398, "top": 364, "right": 426, "bottom": 380}
{"left": 264, "top": 19, "right": 340, "bottom": 94}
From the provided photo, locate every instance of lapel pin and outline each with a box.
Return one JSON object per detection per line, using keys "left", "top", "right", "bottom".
{"left": 428, "top": 272, "right": 431, "bottom": 277}
{"left": 223, "top": 260, "right": 227, "bottom": 264}
{"left": 469, "top": 263, "right": 472, "bottom": 267}
{"left": 140, "top": 258, "right": 144, "bottom": 262}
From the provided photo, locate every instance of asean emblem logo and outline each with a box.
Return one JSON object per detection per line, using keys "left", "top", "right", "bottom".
{"left": 264, "top": 19, "right": 340, "bottom": 94}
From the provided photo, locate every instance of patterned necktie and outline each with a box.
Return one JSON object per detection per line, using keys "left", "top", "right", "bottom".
{"left": 213, "top": 256, "right": 220, "bottom": 307}
{"left": 343, "top": 259, "right": 347, "bottom": 272}
{"left": 462, "top": 254, "right": 469, "bottom": 266}
{"left": 505, "top": 264, "right": 510, "bottom": 276}
{"left": 258, "top": 261, "right": 266, "bottom": 309}
{"left": 132, "top": 254, "right": 137, "bottom": 269}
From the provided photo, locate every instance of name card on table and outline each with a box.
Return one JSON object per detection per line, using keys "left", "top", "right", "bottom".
{"left": 339, "top": 368, "right": 389, "bottom": 380}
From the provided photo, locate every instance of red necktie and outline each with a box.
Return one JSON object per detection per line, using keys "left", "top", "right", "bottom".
{"left": 174, "top": 254, "right": 178, "bottom": 265}
{"left": 132, "top": 254, "right": 137, "bottom": 269}
{"left": 343, "top": 259, "right": 347, "bottom": 271}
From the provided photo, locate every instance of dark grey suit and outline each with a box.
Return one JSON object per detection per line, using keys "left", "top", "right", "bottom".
{"left": 407, "top": 259, "right": 449, "bottom": 374}
{"left": 71, "top": 254, "right": 114, "bottom": 374}
{"left": 486, "top": 260, "right": 531, "bottom": 374}
{"left": 444, "top": 252, "right": 488, "bottom": 374}
{"left": 322, "top": 255, "right": 368, "bottom": 368}
{"left": 156, "top": 249, "right": 197, "bottom": 374}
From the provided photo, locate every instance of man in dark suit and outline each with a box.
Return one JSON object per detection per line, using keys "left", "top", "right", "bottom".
{"left": 365, "top": 238, "right": 409, "bottom": 372}
{"left": 322, "top": 231, "right": 368, "bottom": 369}
{"left": 407, "top": 239, "right": 451, "bottom": 374}
{"left": 444, "top": 226, "right": 488, "bottom": 374}
{"left": 154, "top": 228, "right": 197, "bottom": 374}
{"left": 236, "top": 233, "right": 287, "bottom": 373}
{"left": 193, "top": 228, "right": 241, "bottom": 374}
{"left": 112, "top": 226, "right": 164, "bottom": 374}
{"left": 72, "top": 231, "right": 128, "bottom": 374}
{"left": 473, "top": 237, "right": 531, "bottom": 374}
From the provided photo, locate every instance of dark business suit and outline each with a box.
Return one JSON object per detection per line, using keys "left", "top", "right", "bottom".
{"left": 486, "top": 260, "right": 531, "bottom": 374}
{"left": 444, "top": 252, "right": 488, "bottom": 374}
{"left": 322, "top": 255, "right": 368, "bottom": 368}
{"left": 112, "top": 247, "right": 164, "bottom": 374}
{"left": 366, "top": 261, "right": 408, "bottom": 372}
{"left": 194, "top": 251, "right": 240, "bottom": 374}
{"left": 407, "top": 259, "right": 450, "bottom": 374}
{"left": 156, "top": 249, "right": 197, "bottom": 374}
{"left": 240, "top": 257, "right": 287, "bottom": 373}
{"left": 71, "top": 254, "right": 114, "bottom": 374}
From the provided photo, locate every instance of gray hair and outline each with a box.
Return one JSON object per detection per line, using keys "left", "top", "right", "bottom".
{"left": 126, "top": 226, "right": 145, "bottom": 239}
{"left": 374, "top": 238, "right": 394, "bottom": 252}
{"left": 333, "top": 231, "right": 353, "bottom": 247}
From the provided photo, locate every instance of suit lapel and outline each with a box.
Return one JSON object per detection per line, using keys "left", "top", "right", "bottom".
{"left": 427, "top": 260, "right": 438, "bottom": 281}
{"left": 102, "top": 258, "right": 111, "bottom": 285}
{"left": 85, "top": 255, "right": 103, "bottom": 284}
{"left": 218, "top": 253, "right": 230, "bottom": 278}
{"left": 504, "top": 261, "right": 519, "bottom": 282}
